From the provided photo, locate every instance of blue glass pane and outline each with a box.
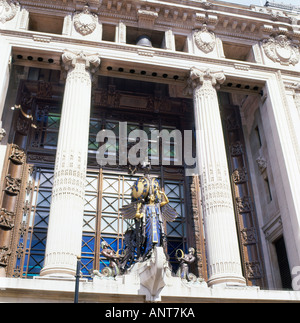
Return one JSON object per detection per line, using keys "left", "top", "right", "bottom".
{"left": 82, "top": 235, "right": 95, "bottom": 253}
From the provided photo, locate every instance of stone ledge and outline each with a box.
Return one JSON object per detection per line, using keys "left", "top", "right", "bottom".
{"left": 0, "top": 275, "right": 300, "bottom": 303}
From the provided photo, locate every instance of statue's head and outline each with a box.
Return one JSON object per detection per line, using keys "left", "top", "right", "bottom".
{"left": 149, "top": 194, "right": 155, "bottom": 203}
{"left": 188, "top": 247, "right": 195, "bottom": 255}
{"left": 101, "top": 241, "right": 108, "bottom": 249}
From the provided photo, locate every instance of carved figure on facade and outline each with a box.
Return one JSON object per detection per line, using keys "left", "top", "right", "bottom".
{"left": 9, "top": 144, "right": 25, "bottom": 165}
{"left": 262, "top": 34, "right": 300, "bottom": 66}
{"left": 120, "top": 172, "right": 178, "bottom": 262}
{"left": 0, "top": 0, "right": 19, "bottom": 24}
{"left": 194, "top": 25, "right": 216, "bottom": 54}
{"left": 4, "top": 174, "right": 21, "bottom": 195}
{"left": 241, "top": 227, "right": 257, "bottom": 245}
{"left": 236, "top": 196, "right": 253, "bottom": 213}
{"left": 0, "top": 246, "right": 11, "bottom": 267}
{"left": 256, "top": 155, "right": 267, "bottom": 174}
{"left": 232, "top": 168, "right": 248, "bottom": 184}
{"left": 0, "top": 208, "right": 14, "bottom": 229}
{"left": 74, "top": 6, "right": 97, "bottom": 36}
{"left": 246, "top": 261, "right": 262, "bottom": 280}
{"left": 100, "top": 241, "right": 121, "bottom": 277}
{"left": 175, "top": 247, "right": 197, "bottom": 281}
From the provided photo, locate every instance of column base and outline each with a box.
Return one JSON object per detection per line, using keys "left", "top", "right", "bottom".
{"left": 40, "top": 266, "right": 76, "bottom": 278}
{"left": 207, "top": 273, "right": 246, "bottom": 287}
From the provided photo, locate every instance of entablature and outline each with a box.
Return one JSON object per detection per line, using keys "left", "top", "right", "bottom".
{"left": 14, "top": 0, "right": 300, "bottom": 38}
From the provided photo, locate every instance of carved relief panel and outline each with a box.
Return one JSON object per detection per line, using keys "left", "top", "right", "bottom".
{"left": 221, "top": 105, "right": 266, "bottom": 288}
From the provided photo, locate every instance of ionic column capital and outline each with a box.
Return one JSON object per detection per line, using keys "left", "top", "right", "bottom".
{"left": 62, "top": 50, "right": 101, "bottom": 76}
{"left": 184, "top": 67, "right": 226, "bottom": 95}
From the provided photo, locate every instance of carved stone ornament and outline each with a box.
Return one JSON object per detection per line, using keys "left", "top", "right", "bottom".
{"left": 0, "top": 246, "right": 11, "bottom": 267}
{"left": 256, "top": 155, "right": 267, "bottom": 174}
{"left": 194, "top": 25, "right": 216, "bottom": 53}
{"left": 9, "top": 144, "right": 25, "bottom": 165}
{"left": 0, "top": 208, "right": 14, "bottom": 229}
{"left": 184, "top": 67, "right": 226, "bottom": 95}
{"left": 74, "top": 6, "right": 97, "bottom": 36}
{"left": 62, "top": 50, "right": 101, "bottom": 78}
{"left": 0, "top": 0, "right": 19, "bottom": 24}
{"left": 137, "top": 9, "right": 158, "bottom": 29}
{"left": 262, "top": 34, "right": 300, "bottom": 66}
{"left": 4, "top": 174, "right": 21, "bottom": 195}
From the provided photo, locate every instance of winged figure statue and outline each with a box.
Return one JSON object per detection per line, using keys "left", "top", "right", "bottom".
{"left": 120, "top": 174, "right": 178, "bottom": 262}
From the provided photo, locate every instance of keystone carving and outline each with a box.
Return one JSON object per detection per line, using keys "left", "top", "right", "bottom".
{"left": 137, "top": 9, "right": 158, "bottom": 29}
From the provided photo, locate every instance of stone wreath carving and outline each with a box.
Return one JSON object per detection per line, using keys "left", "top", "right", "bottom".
{"left": 74, "top": 6, "right": 97, "bottom": 36}
{"left": 0, "top": 0, "right": 19, "bottom": 24}
{"left": 194, "top": 25, "right": 216, "bottom": 53}
{"left": 262, "top": 34, "right": 300, "bottom": 66}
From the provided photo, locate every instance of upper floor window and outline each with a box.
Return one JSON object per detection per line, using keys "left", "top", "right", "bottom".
{"left": 28, "top": 13, "right": 64, "bottom": 35}
{"left": 223, "top": 41, "right": 255, "bottom": 62}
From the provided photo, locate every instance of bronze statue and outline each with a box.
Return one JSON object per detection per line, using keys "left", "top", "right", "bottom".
{"left": 120, "top": 173, "right": 178, "bottom": 262}
{"left": 100, "top": 241, "right": 120, "bottom": 277}
{"left": 176, "top": 247, "right": 196, "bottom": 281}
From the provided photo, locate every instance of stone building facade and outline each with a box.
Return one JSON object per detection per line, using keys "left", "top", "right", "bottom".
{"left": 0, "top": 0, "right": 300, "bottom": 302}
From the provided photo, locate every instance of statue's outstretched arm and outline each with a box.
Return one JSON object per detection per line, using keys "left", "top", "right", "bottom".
{"left": 160, "top": 191, "right": 169, "bottom": 207}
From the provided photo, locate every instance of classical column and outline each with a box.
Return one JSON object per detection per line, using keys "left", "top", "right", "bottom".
{"left": 40, "top": 51, "right": 100, "bottom": 277}
{"left": 186, "top": 67, "right": 245, "bottom": 286}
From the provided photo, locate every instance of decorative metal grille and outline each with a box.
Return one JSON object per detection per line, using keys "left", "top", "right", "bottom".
{"left": 164, "top": 180, "right": 186, "bottom": 272}
{"left": 14, "top": 168, "right": 187, "bottom": 278}
{"left": 13, "top": 168, "right": 53, "bottom": 277}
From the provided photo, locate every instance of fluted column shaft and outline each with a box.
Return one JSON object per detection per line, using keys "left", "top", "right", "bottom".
{"left": 40, "top": 51, "right": 100, "bottom": 277}
{"left": 187, "top": 67, "right": 245, "bottom": 286}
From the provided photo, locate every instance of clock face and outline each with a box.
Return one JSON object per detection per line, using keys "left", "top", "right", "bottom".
{"left": 132, "top": 177, "right": 161, "bottom": 202}
{"left": 132, "top": 177, "right": 150, "bottom": 201}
